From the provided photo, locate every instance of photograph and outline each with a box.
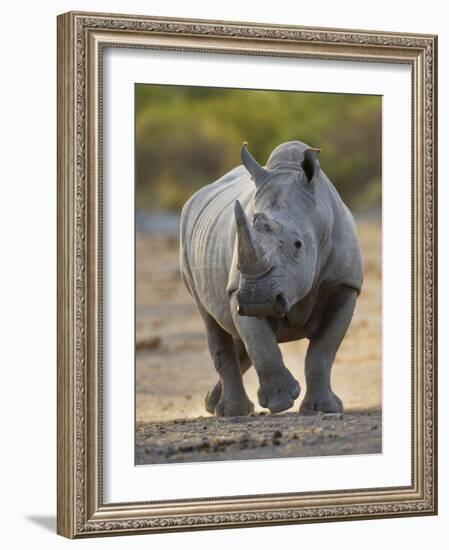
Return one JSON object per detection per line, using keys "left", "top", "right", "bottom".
{"left": 134, "top": 84, "right": 382, "bottom": 465}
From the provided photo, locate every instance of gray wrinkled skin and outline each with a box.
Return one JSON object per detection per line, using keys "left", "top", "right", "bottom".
{"left": 180, "top": 141, "right": 363, "bottom": 417}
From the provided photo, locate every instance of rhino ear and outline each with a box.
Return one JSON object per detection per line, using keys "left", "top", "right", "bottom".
{"left": 302, "top": 148, "right": 321, "bottom": 187}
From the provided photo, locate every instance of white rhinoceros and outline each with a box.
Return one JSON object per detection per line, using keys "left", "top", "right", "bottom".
{"left": 180, "top": 141, "right": 363, "bottom": 416}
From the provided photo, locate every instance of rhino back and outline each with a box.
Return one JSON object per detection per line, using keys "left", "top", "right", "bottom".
{"left": 180, "top": 165, "right": 252, "bottom": 327}
{"left": 315, "top": 172, "right": 363, "bottom": 292}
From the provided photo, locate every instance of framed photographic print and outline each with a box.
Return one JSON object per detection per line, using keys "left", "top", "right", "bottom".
{"left": 57, "top": 11, "right": 438, "bottom": 538}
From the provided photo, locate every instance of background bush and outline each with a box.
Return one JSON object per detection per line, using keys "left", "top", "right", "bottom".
{"left": 136, "top": 85, "right": 381, "bottom": 213}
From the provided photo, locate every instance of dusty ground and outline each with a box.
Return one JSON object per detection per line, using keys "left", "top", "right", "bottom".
{"left": 136, "top": 218, "right": 382, "bottom": 464}
{"left": 136, "top": 411, "right": 381, "bottom": 464}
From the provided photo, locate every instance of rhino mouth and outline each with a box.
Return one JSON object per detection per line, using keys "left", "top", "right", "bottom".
{"left": 236, "top": 290, "right": 288, "bottom": 318}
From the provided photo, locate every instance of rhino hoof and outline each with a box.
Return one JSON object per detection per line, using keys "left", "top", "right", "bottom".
{"left": 299, "top": 391, "right": 343, "bottom": 415}
{"left": 258, "top": 370, "right": 300, "bottom": 413}
{"left": 205, "top": 382, "right": 222, "bottom": 415}
{"left": 215, "top": 395, "right": 255, "bottom": 417}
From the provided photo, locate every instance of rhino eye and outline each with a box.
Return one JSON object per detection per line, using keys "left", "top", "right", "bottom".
{"left": 294, "top": 240, "right": 302, "bottom": 250}
{"left": 252, "top": 212, "right": 265, "bottom": 225}
{"left": 253, "top": 212, "right": 274, "bottom": 232}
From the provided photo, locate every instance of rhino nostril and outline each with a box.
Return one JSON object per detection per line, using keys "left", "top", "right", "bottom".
{"left": 274, "top": 293, "right": 287, "bottom": 312}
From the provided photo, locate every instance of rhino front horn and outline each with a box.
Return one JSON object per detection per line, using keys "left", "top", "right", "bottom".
{"left": 234, "top": 200, "right": 272, "bottom": 277}
{"left": 241, "top": 142, "right": 269, "bottom": 187}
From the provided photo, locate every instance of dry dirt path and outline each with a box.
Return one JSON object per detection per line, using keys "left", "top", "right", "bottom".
{"left": 136, "top": 410, "right": 382, "bottom": 464}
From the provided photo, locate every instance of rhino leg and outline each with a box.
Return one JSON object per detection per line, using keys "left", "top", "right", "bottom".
{"left": 205, "top": 340, "right": 252, "bottom": 414}
{"left": 300, "top": 287, "right": 357, "bottom": 414}
{"left": 200, "top": 308, "right": 254, "bottom": 417}
{"left": 231, "top": 294, "right": 300, "bottom": 414}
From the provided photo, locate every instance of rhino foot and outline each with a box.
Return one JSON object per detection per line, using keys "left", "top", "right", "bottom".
{"left": 214, "top": 393, "right": 254, "bottom": 417}
{"left": 205, "top": 381, "right": 222, "bottom": 415}
{"left": 299, "top": 391, "right": 343, "bottom": 415}
{"left": 258, "top": 368, "right": 300, "bottom": 413}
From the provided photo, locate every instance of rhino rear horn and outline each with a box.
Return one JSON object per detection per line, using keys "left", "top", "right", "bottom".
{"left": 241, "top": 142, "right": 269, "bottom": 187}
{"left": 234, "top": 200, "right": 271, "bottom": 277}
{"left": 302, "top": 147, "right": 321, "bottom": 187}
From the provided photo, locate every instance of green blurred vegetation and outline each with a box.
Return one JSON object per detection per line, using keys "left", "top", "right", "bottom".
{"left": 136, "top": 84, "right": 381, "bottom": 213}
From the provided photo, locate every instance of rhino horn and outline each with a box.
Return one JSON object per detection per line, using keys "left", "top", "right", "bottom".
{"left": 241, "top": 142, "right": 269, "bottom": 187}
{"left": 234, "top": 200, "right": 271, "bottom": 276}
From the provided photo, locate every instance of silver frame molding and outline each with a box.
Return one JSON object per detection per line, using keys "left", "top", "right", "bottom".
{"left": 57, "top": 11, "right": 438, "bottom": 538}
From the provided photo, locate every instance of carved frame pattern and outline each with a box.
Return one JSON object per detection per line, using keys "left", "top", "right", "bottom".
{"left": 57, "top": 11, "right": 437, "bottom": 538}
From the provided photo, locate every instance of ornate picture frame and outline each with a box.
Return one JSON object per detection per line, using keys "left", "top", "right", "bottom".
{"left": 57, "top": 11, "right": 437, "bottom": 538}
